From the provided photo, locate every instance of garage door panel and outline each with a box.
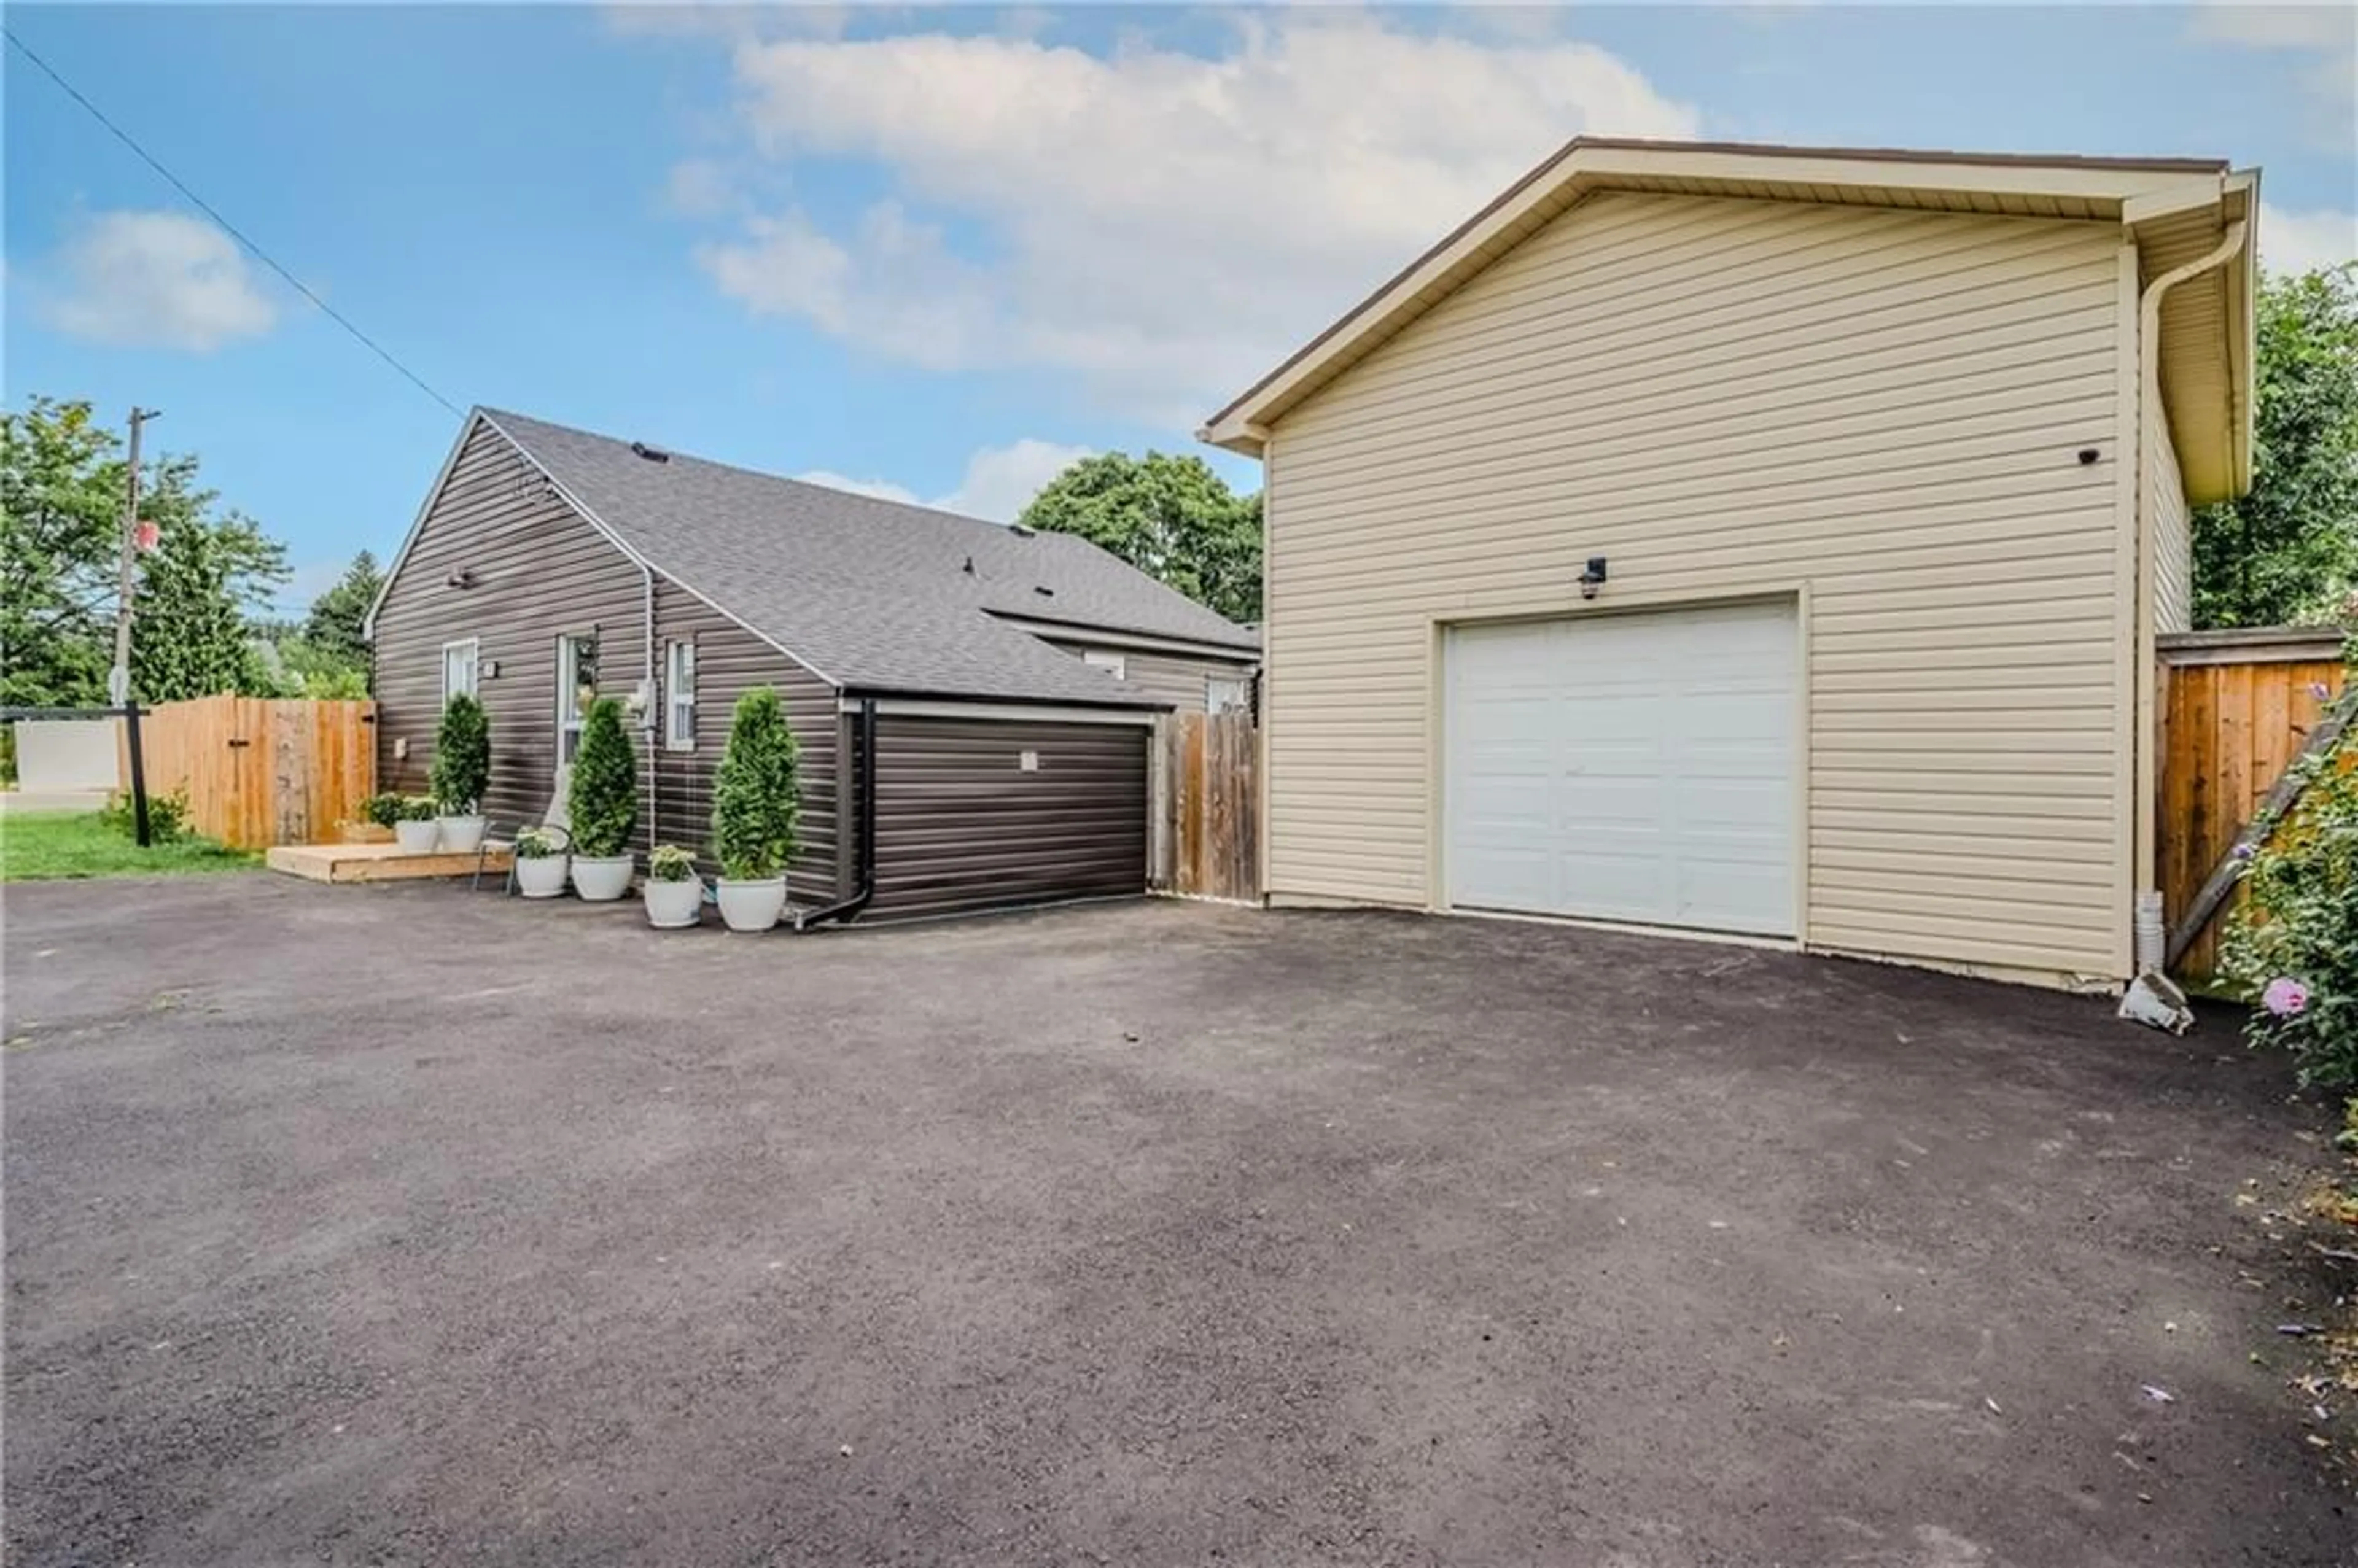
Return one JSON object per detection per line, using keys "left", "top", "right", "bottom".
{"left": 1446, "top": 602, "right": 1797, "bottom": 936}
{"left": 1557, "top": 776, "right": 1664, "bottom": 828}
{"left": 1565, "top": 847, "right": 1672, "bottom": 923}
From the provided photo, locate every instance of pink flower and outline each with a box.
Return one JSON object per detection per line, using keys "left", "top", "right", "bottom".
{"left": 2262, "top": 977, "right": 2309, "bottom": 1018}
{"left": 2310, "top": 681, "right": 2333, "bottom": 701}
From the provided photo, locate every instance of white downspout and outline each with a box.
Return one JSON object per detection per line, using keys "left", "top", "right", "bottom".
{"left": 2133, "top": 218, "right": 2247, "bottom": 967}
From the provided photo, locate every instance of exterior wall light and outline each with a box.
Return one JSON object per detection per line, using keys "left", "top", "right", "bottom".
{"left": 1578, "top": 557, "right": 1609, "bottom": 600}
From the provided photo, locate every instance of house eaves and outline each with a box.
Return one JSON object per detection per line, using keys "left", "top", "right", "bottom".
{"left": 1200, "top": 136, "right": 2238, "bottom": 459}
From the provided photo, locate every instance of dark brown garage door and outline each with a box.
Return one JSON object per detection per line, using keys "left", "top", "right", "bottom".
{"left": 868, "top": 715, "right": 1148, "bottom": 921}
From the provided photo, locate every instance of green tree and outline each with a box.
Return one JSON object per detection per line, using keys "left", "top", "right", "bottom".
{"left": 1, "top": 398, "right": 122, "bottom": 707}
{"left": 1017, "top": 452, "right": 1263, "bottom": 623}
{"left": 1, "top": 397, "right": 292, "bottom": 705}
{"left": 127, "top": 469, "right": 289, "bottom": 702}
{"left": 2193, "top": 263, "right": 2358, "bottom": 629}
{"left": 303, "top": 549, "right": 382, "bottom": 673}
{"left": 567, "top": 696, "right": 639, "bottom": 856}
{"left": 711, "top": 686, "right": 801, "bottom": 880}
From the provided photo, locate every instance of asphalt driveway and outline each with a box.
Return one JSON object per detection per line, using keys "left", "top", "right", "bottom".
{"left": 4, "top": 877, "right": 2348, "bottom": 1566}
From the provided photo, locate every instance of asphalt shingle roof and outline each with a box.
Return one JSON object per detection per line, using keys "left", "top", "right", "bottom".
{"left": 480, "top": 409, "right": 1257, "bottom": 708}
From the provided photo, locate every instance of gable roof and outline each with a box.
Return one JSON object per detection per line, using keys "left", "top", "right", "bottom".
{"left": 1200, "top": 137, "right": 2255, "bottom": 502}
{"left": 386, "top": 409, "right": 1257, "bottom": 710}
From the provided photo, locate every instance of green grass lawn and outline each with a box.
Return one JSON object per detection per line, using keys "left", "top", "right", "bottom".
{"left": 2, "top": 812, "right": 260, "bottom": 881}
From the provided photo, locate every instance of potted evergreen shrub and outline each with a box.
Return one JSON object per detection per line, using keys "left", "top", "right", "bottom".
{"left": 392, "top": 794, "right": 440, "bottom": 854}
{"left": 710, "top": 686, "right": 800, "bottom": 932}
{"left": 643, "top": 844, "right": 702, "bottom": 928}
{"left": 348, "top": 791, "right": 403, "bottom": 844}
{"left": 513, "top": 825, "right": 569, "bottom": 898}
{"left": 430, "top": 692, "right": 491, "bottom": 853}
{"left": 567, "top": 695, "right": 638, "bottom": 901}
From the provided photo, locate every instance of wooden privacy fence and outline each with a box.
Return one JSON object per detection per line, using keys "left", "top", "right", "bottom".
{"left": 122, "top": 695, "right": 377, "bottom": 850}
{"left": 1151, "top": 711, "right": 1259, "bottom": 902}
{"left": 2157, "top": 628, "right": 2347, "bottom": 983}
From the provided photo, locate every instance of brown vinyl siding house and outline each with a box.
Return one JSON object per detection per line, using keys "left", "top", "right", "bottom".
{"left": 1202, "top": 139, "right": 2257, "bottom": 989}
{"left": 368, "top": 409, "right": 1258, "bottom": 920}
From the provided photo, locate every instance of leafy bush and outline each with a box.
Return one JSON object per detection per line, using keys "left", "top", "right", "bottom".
{"left": 360, "top": 791, "right": 406, "bottom": 829}
{"left": 567, "top": 696, "right": 638, "bottom": 857}
{"left": 514, "top": 826, "right": 562, "bottom": 860}
{"left": 712, "top": 686, "right": 800, "bottom": 880}
{"left": 648, "top": 844, "right": 697, "bottom": 882}
{"left": 2221, "top": 667, "right": 2357, "bottom": 1090}
{"left": 99, "top": 786, "right": 190, "bottom": 842}
{"left": 399, "top": 794, "right": 439, "bottom": 823}
{"left": 429, "top": 692, "right": 491, "bottom": 814}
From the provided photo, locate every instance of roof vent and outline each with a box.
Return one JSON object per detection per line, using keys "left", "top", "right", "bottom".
{"left": 962, "top": 555, "right": 976, "bottom": 576}
{"left": 1033, "top": 584, "right": 1056, "bottom": 597}
{"left": 631, "top": 441, "right": 671, "bottom": 464}
{"left": 1009, "top": 522, "right": 1037, "bottom": 537}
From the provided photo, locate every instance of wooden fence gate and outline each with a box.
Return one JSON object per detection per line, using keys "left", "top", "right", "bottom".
{"left": 122, "top": 695, "right": 377, "bottom": 850}
{"left": 1151, "top": 712, "right": 1259, "bottom": 902}
{"left": 2157, "top": 628, "right": 2347, "bottom": 983}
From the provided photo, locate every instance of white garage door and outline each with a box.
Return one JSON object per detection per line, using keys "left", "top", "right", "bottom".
{"left": 1445, "top": 600, "right": 1798, "bottom": 936}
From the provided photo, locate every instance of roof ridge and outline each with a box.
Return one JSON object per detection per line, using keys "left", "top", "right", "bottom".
{"left": 478, "top": 405, "right": 1027, "bottom": 540}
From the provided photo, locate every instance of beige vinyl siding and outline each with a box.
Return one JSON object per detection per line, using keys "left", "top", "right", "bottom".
{"left": 2150, "top": 398, "right": 2192, "bottom": 634}
{"left": 1265, "top": 192, "right": 2129, "bottom": 980}
{"left": 1041, "top": 639, "right": 1257, "bottom": 712}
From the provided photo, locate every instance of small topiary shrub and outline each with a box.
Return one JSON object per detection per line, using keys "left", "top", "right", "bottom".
{"left": 2221, "top": 661, "right": 2357, "bottom": 1091}
{"left": 567, "top": 696, "right": 638, "bottom": 857}
{"left": 361, "top": 791, "right": 406, "bottom": 829}
{"left": 648, "top": 844, "right": 697, "bottom": 882}
{"left": 429, "top": 692, "right": 491, "bottom": 815}
{"left": 712, "top": 686, "right": 800, "bottom": 880}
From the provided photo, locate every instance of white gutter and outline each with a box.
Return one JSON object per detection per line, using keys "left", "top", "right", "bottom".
{"left": 2133, "top": 217, "right": 2247, "bottom": 963}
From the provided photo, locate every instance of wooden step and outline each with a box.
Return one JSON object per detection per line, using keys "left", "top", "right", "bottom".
{"left": 266, "top": 840, "right": 513, "bottom": 885}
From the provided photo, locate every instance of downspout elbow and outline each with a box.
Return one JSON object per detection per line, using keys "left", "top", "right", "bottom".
{"left": 795, "top": 696, "right": 877, "bottom": 931}
{"left": 2131, "top": 217, "right": 2247, "bottom": 973}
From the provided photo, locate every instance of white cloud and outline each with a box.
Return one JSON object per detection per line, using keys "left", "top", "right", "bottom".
{"left": 604, "top": 3, "right": 852, "bottom": 44}
{"left": 2187, "top": 4, "right": 2356, "bottom": 151}
{"left": 941, "top": 437, "right": 1093, "bottom": 521}
{"left": 687, "top": 12, "right": 1698, "bottom": 422}
{"left": 792, "top": 468, "right": 919, "bottom": 505}
{"left": 796, "top": 434, "right": 1092, "bottom": 522}
{"left": 2188, "top": 3, "right": 2352, "bottom": 49}
{"left": 2260, "top": 202, "right": 2358, "bottom": 276}
{"left": 663, "top": 157, "right": 739, "bottom": 218}
{"left": 37, "top": 210, "right": 278, "bottom": 350}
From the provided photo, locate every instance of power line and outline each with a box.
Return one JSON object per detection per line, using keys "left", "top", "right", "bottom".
{"left": 6, "top": 28, "right": 462, "bottom": 417}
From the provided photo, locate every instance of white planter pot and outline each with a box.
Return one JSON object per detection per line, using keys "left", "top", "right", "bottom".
{"left": 644, "top": 876, "right": 703, "bottom": 929}
{"left": 392, "top": 818, "right": 441, "bottom": 855}
{"left": 437, "top": 815, "right": 488, "bottom": 854}
{"left": 514, "top": 853, "right": 569, "bottom": 899}
{"left": 715, "top": 877, "right": 785, "bottom": 933}
{"left": 570, "top": 854, "right": 635, "bottom": 902}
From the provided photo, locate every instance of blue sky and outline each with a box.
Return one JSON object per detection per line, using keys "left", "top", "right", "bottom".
{"left": 7, "top": 3, "right": 2354, "bottom": 612}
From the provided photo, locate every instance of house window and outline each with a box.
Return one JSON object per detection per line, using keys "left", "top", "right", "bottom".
{"left": 441, "top": 638, "right": 478, "bottom": 705}
{"left": 1206, "top": 674, "right": 1251, "bottom": 715}
{"left": 1083, "top": 650, "right": 1127, "bottom": 681}
{"left": 556, "top": 632, "right": 597, "bottom": 762}
{"left": 665, "top": 640, "right": 696, "bottom": 751}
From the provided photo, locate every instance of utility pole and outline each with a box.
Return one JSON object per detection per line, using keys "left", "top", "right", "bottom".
{"left": 108, "top": 406, "right": 160, "bottom": 706}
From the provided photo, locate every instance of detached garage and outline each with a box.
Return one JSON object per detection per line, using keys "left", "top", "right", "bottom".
{"left": 1202, "top": 139, "right": 2259, "bottom": 987}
